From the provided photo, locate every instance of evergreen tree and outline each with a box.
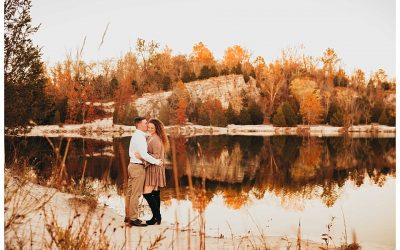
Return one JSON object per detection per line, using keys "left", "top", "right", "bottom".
{"left": 161, "top": 76, "right": 172, "bottom": 91}
{"left": 225, "top": 103, "right": 238, "bottom": 124}
{"left": 4, "top": 0, "right": 53, "bottom": 126}
{"left": 199, "top": 65, "right": 212, "bottom": 80}
{"left": 53, "top": 111, "right": 61, "bottom": 124}
{"left": 371, "top": 101, "right": 385, "bottom": 123}
{"left": 330, "top": 109, "right": 344, "bottom": 126}
{"left": 248, "top": 101, "right": 264, "bottom": 124}
{"left": 378, "top": 110, "right": 389, "bottom": 125}
{"left": 238, "top": 108, "right": 251, "bottom": 125}
{"left": 231, "top": 63, "right": 243, "bottom": 75}
{"left": 182, "top": 71, "right": 197, "bottom": 83}
{"left": 198, "top": 108, "right": 210, "bottom": 125}
{"left": 272, "top": 107, "right": 286, "bottom": 127}
{"left": 110, "top": 77, "right": 119, "bottom": 97}
{"left": 282, "top": 101, "right": 298, "bottom": 127}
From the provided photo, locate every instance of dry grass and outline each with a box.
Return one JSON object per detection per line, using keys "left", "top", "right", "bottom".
{"left": 5, "top": 135, "right": 366, "bottom": 250}
{"left": 4, "top": 149, "right": 125, "bottom": 250}
{"left": 43, "top": 208, "right": 117, "bottom": 249}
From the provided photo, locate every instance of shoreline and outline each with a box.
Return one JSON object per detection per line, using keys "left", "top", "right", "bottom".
{"left": 5, "top": 117, "right": 396, "bottom": 139}
{"left": 5, "top": 175, "right": 327, "bottom": 249}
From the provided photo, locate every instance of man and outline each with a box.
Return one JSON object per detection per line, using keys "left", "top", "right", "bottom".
{"left": 125, "top": 117, "right": 163, "bottom": 227}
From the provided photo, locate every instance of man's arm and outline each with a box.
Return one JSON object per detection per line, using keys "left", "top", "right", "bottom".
{"left": 128, "top": 134, "right": 136, "bottom": 159}
{"left": 137, "top": 136, "right": 161, "bottom": 165}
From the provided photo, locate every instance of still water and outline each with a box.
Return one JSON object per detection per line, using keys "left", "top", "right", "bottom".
{"left": 5, "top": 135, "right": 396, "bottom": 249}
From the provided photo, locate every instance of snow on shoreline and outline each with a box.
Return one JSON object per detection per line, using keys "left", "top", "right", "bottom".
{"left": 7, "top": 118, "right": 396, "bottom": 139}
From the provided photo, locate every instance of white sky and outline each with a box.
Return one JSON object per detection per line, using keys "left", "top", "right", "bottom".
{"left": 30, "top": 0, "right": 395, "bottom": 78}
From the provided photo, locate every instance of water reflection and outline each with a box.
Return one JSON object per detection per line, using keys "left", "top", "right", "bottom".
{"left": 5, "top": 135, "right": 395, "bottom": 211}
{"left": 5, "top": 135, "right": 395, "bottom": 248}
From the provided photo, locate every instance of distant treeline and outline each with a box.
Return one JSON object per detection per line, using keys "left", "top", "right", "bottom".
{"left": 4, "top": 0, "right": 395, "bottom": 128}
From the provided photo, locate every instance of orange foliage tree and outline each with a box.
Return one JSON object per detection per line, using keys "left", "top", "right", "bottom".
{"left": 223, "top": 45, "right": 250, "bottom": 70}
{"left": 299, "top": 91, "right": 323, "bottom": 125}
{"left": 191, "top": 42, "right": 215, "bottom": 76}
{"left": 321, "top": 48, "right": 340, "bottom": 88}
{"left": 350, "top": 69, "right": 366, "bottom": 91}
{"left": 168, "top": 80, "right": 190, "bottom": 125}
{"left": 50, "top": 57, "right": 95, "bottom": 123}
{"left": 255, "top": 56, "right": 286, "bottom": 118}
{"left": 200, "top": 97, "right": 227, "bottom": 126}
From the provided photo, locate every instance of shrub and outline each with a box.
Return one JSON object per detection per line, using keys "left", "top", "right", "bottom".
{"left": 248, "top": 101, "right": 264, "bottom": 124}
{"left": 225, "top": 103, "right": 238, "bottom": 124}
{"left": 378, "top": 110, "right": 389, "bottom": 125}
{"left": 282, "top": 101, "right": 298, "bottom": 127}
{"left": 272, "top": 107, "right": 286, "bottom": 127}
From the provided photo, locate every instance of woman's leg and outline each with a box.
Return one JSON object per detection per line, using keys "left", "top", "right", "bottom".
{"left": 143, "top": 185, "right": 158, "bottom": 224}
{"left": 144, "top": 185, "right": 155, "bottom": 194}
{"left": 152, "top": 189, "right": 161, "bottom": 221}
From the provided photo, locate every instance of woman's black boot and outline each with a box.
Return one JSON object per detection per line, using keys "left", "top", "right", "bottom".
{"left": 152, "top": 190, "right": 161, "bottom": 224}
{"left": 143, "top": 193, "right": 158, "bottom": 225}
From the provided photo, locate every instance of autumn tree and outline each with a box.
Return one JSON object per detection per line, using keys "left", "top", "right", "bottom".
{"left": 4, "top": 0, "right": 54, "bottom": 126}
{"left": 198, "top": 97, "right": 227, "bottom": 126}
{"left": 150, "top": 47, "right": 175, "bottom": 90}
{"left": 371, "top": 69, "right": 388, "bottom": 88}
{"left": 191, "top": 42, "right": 216, "bottom": 77}
{"left": 255, "top": 57, "right": 286, "bottom": 119}
{"left": 135, "top": 38, "right": 161, "bottom": 92}
{"left": 321, "top": 48, "right": 340, "bottom": 88}
{"left": 49, "top": 56, "right": 95, "bottom": 124}
{"left": 350, "top": 69, "right": 366, "bottom": 91}
{"left": 223, "top": 45, "right": 250, "bottom": 72}
{"left": 334, "top": 88, "right": 359, "bottom": 127}
{"left": 289, "top": 78, "right": 318, "bottom": 102}
{"left": 299, "top": 92, "right": 323, "bottom": 125}
{"left": 333, "top": 68, "right": 349, "bottom": 87}
{"left": 290, "top": 78, "right": 331, "bottom": 122}
{"left": 168, "top": 80, "right": 190, "bottom": 125}
{"left": 171, "top": 54, "right": 196, "bottom": 83}
{"left": 111, "top": 53, "right": 138, "bottom": 124}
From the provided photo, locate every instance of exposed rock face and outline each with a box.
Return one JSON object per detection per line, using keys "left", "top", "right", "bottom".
{"left": 135, "top": 74, "right": 260, "bottom": 117}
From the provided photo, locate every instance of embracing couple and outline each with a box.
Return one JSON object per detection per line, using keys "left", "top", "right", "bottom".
{"left": 124, "top": 117, "right": 168, "bottom": 227}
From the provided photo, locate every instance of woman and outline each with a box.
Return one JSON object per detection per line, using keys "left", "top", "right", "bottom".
{"left": 136, "top": 118, "right": 168, "bottom": 225}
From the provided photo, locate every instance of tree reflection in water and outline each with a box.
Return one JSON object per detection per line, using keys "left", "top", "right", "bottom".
{"left": 5, "top": 135, "right": 396, "bottom": 212}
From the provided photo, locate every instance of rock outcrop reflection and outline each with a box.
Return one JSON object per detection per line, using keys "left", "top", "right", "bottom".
{"left": 5, "top": 135, "right": 395, "bottom": 211}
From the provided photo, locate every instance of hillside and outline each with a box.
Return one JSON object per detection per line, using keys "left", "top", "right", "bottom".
{"left": 135, "top": 74, "right": 260, "bottom": 118}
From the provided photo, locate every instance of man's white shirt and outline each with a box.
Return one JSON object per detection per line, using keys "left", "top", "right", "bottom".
{"left": 129, "top": 129, "right": 161, "bottom": 165}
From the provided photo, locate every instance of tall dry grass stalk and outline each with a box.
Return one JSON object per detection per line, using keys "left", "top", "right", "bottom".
{"left": 296, "top": 220, "right": 302, "bottom": 250}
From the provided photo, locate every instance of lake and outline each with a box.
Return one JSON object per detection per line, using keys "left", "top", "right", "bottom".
{"left": 4, "top": 135, "right": 396, "bottom": 249}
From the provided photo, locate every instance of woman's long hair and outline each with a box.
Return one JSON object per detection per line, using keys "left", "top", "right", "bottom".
{"left": 149, "top": 118, "right": 169, "bottom": 151}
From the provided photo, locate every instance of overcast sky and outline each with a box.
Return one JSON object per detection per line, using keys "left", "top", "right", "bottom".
{"left": 31, "top": 0, "right": 396, "bottom": 78}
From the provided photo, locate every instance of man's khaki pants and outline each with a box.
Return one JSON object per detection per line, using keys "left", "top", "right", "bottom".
{"left": 125, "top": 163, "right": 145, "bottom": 220}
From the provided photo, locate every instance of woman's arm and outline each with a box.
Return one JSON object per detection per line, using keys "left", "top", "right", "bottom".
{"left": 135, "top": 137, "right": 163, "bottom": 165}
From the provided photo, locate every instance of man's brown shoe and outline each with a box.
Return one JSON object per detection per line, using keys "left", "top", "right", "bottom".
{"left": 128, "top": 219, "right": 147, "bottom": 227}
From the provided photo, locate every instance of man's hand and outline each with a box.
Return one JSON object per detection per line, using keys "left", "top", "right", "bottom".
{"left": 159, "top": 159, "right": 164, "bottom": 167}
{"left": 135, "top": 152, "right": 142, "bottom": 160}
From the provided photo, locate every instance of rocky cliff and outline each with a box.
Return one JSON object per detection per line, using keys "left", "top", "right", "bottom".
{"left": 135, "top": 74, "right": 260, "bottom": 118}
